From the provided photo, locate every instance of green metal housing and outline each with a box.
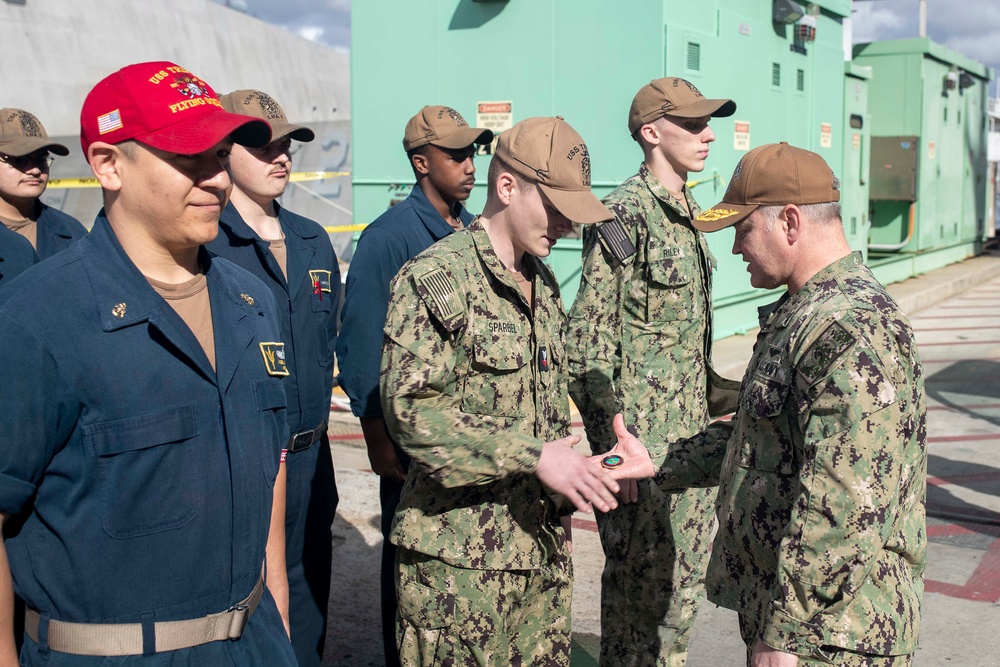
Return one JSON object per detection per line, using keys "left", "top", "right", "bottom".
{"left": 352, "top": 2, "right": 988, "bottom": 337}
{"left": 854, "top": 38, "right": 991, "bottom": 274}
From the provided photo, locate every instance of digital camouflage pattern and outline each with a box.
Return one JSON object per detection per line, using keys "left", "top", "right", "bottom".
{"left": 381, "top": 217, "right": 573, "bottom": 664}
{"left": 396, "top": 547, "right": 572, "bottom": 666}
{"left": 739, "top": 614, "right": 914, "bottom": 667}
{"left": 652, "top": 253, "right": 927, "bottom": 661}
{"left": 566, "top": 164, "right": 739, "bottom": 666}
{"left": 711, "top": 253, "right": 926, "bottom": 657}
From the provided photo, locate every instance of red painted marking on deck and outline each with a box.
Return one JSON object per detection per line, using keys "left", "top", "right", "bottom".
{"left": 914, "top": 325, "right": 1000, "bottom": 333}
{"left": 925, "top": 537, "right": 1000, "bottom": 602}
{"left": 571, "top": 517, "right": 599, "bottom": 533}
{"left": 928, "top": 402, "right": 1000, "bottom": 412}
{"left": 928, "top": 471, "right": 1000, "bottom": 486}
{"left": 328, "top": 432, "right": 366, "bottom": 441}
{"left": 918, "top": 339, "right": 1000, "bottom": 347}
{"left": 912, "top": 314, "right": 1000, "bottom": 320}
{"left": 928, "top": 433, "right": 1000, "bottom": 444}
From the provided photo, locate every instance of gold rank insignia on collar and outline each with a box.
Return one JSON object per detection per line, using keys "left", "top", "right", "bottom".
{"left": 111, "top": 303, "right": 127, "bottom": 318}
{"left": 259, "top": 342, "right": 289, "bottom": 377}
{"left": 241, "top": 293, "right": 255, "bottom": 305}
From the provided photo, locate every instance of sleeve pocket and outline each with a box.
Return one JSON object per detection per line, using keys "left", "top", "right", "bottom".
{"left": 254, "top": 379, "right": 286, "bottom": 412}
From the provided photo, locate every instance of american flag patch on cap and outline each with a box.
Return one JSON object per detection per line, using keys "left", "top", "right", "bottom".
{"left": 97, "top": 109, "right": 123, "bottom": 135}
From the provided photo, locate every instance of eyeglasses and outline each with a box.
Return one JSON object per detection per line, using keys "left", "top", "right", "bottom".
{"left": 0, "top": 152, "right": 55, "bottom": 171}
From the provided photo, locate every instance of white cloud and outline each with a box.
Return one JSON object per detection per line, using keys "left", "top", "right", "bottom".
{"left": 852, "top": 0, "right": 1000, "bottom": 93}
{"left": 296, "top": 25, "right": 326, "bottom": 43}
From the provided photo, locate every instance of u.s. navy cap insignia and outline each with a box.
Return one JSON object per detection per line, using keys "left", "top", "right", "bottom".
{"left": 308, "top": 269, "right": 332, "bottom": 293}
{"left": 259, "top": 342, "right": 289, "bottom": 377}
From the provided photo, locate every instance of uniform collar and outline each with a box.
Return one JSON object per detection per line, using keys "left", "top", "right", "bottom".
{"left": 408, "top": 183, "right": 471, "bottom": 241}
{"left": 638, "top": 163, "right": 700, "bottom": 220}
{"left": 83, "top": 211, "right": 265, "bottom": 334}
{"left": 218, "top": 200, "right": 318, "bottom": 245}
{"left": 761, "top": 252, "right": 864, "bottom": 330}
{"left": 468, "top": 216, "right": 542, "bottom": 308}
{"left": 37, "top": 203, "right": 77, "bottom": 240}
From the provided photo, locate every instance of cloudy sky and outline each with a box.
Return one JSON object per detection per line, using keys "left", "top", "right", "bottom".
{"left": 220, "top": 0, "right": 998, "bottom": 92}
{"left": 853, "top": 0, "right": 1000, "bottom": 90}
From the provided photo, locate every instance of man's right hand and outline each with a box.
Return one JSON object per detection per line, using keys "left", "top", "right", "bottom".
{"left": 587, "top": 414, "right": 656, "bottom": 484}
{"left": 536, "top": 435, "right": 621, "bottom": 514}
{"left": 359, "top": 417, "right": 406, "bottom": 482}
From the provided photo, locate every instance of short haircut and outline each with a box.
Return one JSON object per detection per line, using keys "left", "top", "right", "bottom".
{"left": 116, "top": 139, "right": 139, "bottom": 159}
{"left": 406, "top": 144, "right": 430, "bottom": 178}
{"left": 757, "top": 200, "right": 842, "bottom": 231}
{"left": 486, "top": 155, "right": 529, "bottom": 197}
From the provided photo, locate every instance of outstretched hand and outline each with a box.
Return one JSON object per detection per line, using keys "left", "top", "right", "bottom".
{"left": 587, "top": 414, "right": 656, "bottom": 485}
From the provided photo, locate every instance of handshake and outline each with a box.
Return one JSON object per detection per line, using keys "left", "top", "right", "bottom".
{"left": 536, "top": 414, "right": 656, "bottom": 514}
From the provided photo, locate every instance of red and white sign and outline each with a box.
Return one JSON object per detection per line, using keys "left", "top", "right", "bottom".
{"left": 733, "top": 121, "right": 750, "bottom": 151}
{"left": 820, "top": 122, "right": 832, "bottom": 149}
{"left": 477, "top": 100, "right": 514, "bottom": 155}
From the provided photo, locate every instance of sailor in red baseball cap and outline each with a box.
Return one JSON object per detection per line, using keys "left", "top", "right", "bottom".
{"left": 0, "top": 62, "right": 297, "bottom": 665}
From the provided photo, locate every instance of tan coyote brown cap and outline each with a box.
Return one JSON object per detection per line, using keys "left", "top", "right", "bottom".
{"left": 494, "top": 116, "right": 611, "bottom": 225}
{"left": 0, "top": 108, "right": 70, "bottom": 157}
{"left": 693, "top": 142, "right": 840, "bottom": 232}
{"left": 220, "top": 90, "right": 315, "bottom": 143}
{"left": 402, "top": 105, "right": 493, "bottom": 152}
{"left": 628, "top": 77, "right": 736, "bottom": 135}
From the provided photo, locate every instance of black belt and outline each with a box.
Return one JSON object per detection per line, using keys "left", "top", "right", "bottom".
{"left": 287, "top": 423, "right": 326, "bottom": 452}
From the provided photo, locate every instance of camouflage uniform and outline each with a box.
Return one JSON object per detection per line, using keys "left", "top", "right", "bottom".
{"left": 566, "top": 164, "right": 738, "bottom": 666}
{"left": 381, "top": 218, "right": 573, "bottom": 666}
{"left": 653, "top": 253, "right": 926, "bottom": 665}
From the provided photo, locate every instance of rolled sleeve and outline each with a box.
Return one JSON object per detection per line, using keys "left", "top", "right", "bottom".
{"left": 0, "top": 311, "right": 69, "bottom": 515}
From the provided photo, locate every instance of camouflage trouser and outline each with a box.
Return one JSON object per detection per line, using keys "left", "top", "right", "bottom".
{"left": 738, "top": 614, "right": 914, "bottom": 666}
{"left": 395, "top": 547, "right": 572, "bottom": 667}
{"left": 597, "top": 480, "right": 715, "bottom": 667}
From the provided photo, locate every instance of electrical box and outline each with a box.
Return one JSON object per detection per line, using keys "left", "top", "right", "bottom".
{"left": 854, "top": 37, "right": 992, "bottom": 254}
{"left": 870, "top": 136, "right": 918, "bottom": 201}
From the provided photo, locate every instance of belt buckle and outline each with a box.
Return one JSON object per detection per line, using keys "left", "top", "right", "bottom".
{"left": 289, "top": 430, "right": 313, "bottom": 453}
{"left": 226, "top": 602, "right": 251, "bottom": 640}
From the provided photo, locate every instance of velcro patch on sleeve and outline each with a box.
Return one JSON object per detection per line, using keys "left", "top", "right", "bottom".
{"left": 596, "top": 219, "right": 636, "bottom": 264}
{"left": 797, "top": 321, "right": 856, "bottom": 386}
{"left": 414, "top": 266, "right": 466, "bottom": 331}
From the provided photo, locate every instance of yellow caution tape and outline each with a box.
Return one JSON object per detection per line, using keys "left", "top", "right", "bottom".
{"left": 47, "top": 170, "right": 350, "bottom": 189}
{"left": 686, "top": 173, "right": 726, "bottom": 189}
{"left": 323, "top": 223, "right": 368, "bottom": 233}
{"left": 289, "top": 170, "right": 350, "bottom": 182}
{"left": 47, "top": 177, "right": 102, "bottom": 189}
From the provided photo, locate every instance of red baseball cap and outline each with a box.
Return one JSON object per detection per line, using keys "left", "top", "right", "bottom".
{"left": 80, "top": 61, "right": 271, "bottom": 155}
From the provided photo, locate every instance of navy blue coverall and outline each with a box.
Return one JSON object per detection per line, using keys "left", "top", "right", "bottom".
{"left": 0, "top": 213, "right": 297, "bottom": 666}
{"left": 0, "top": 224, "right": 37, "bottom": 288}
{"left": 208, "top": 201, "right": 339, "bottom": 667}
{"left": 34, "top": 202, "right": 88, "bottom": 259}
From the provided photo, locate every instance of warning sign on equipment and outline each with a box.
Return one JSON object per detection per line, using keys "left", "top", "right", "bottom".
{"left": 476, "top": 101, "right": 513, "bottom": 155}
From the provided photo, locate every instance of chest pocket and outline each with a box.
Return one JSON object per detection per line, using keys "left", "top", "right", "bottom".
{"left": 737, "top": 360, "right": 797, "bottom": 474}
{"left": 462, "top": 332, "right": 529, "bottom": 418}
{"left": 83, "top": 406, "right": 204, "bottom": 539}
{"left": 645, "top": 249, "right": 694, "bottom": 322}
{"left": 308, "top": 269, "right": 334, "bottom": 313}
